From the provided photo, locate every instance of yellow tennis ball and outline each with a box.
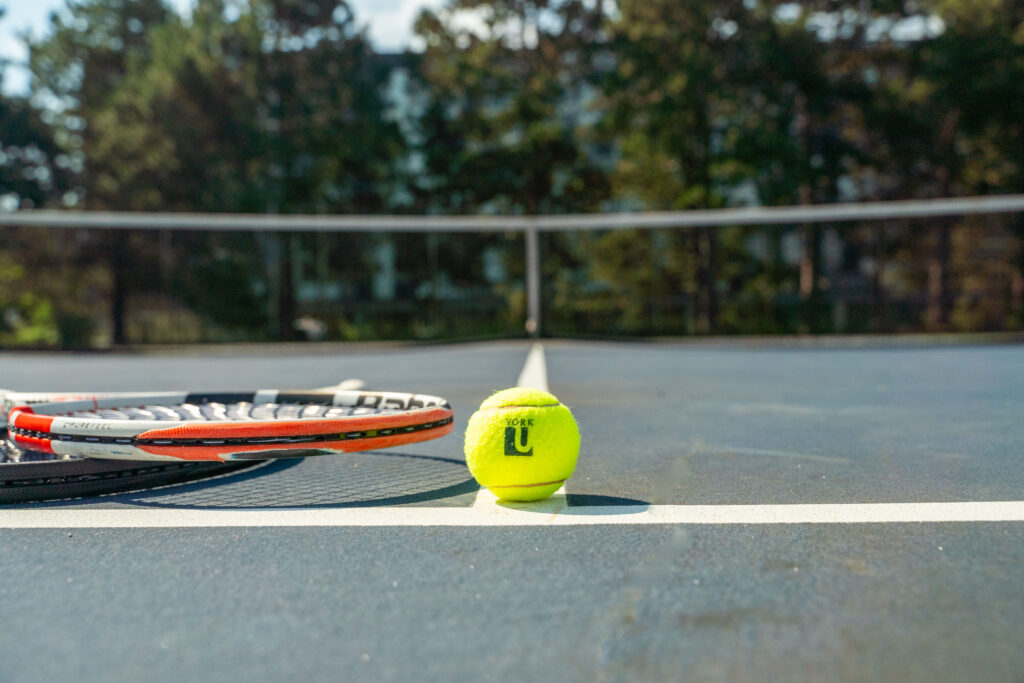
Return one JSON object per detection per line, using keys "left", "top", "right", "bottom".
{"left": 464, "top": 387, "right": 580, "bottom": 501}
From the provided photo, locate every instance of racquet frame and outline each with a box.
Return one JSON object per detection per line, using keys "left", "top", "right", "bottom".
{"left": 7, "top": 389, "right": 453, "bottom": 462}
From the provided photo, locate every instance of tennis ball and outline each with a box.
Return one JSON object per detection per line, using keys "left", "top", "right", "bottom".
{"left": 464, "top": 387, "right": 580, "bottom": 501}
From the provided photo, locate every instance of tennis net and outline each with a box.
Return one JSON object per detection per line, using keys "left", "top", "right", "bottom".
{"left": 1, "top": 194, "right": 1023, "bottom": 347}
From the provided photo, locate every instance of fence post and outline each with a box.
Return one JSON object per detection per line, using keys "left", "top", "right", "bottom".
{"left": 525, "top": 224, "right": 541, "bottom": 337}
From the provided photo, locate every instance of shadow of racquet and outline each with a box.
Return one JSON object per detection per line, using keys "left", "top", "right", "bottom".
{"left": 24, "top": 451, "right": 478, "bottom": 509}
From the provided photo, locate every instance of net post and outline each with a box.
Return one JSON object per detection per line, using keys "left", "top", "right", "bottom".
{"left": 525, "top": 223, "right": 541, "bottom": 337}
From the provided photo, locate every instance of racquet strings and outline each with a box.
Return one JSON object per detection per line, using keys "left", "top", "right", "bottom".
{"left": 67, "top": 401, "right": 400, "bottom": 423}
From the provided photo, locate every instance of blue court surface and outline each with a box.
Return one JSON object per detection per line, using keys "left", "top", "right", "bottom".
{"left": 1, "top": 339, "right": 1023, "bottom": 681}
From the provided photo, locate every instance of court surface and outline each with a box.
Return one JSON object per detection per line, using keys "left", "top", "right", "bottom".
{"left": 1, "top": 339, "right": 1023, "bottom": 681}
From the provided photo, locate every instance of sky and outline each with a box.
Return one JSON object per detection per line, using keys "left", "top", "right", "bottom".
{"left": 0, "top": 0, "right": 442, "bottom": 94}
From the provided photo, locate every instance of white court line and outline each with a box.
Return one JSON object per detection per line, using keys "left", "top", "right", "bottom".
{"left": 2, "top": 500, "right": 1024, "bottom": 528}
{"left": 516, "top": 342, "right": 549, "bottom": 392}
{"left": 472, "top": 483, "right": 566, "bottom": 508}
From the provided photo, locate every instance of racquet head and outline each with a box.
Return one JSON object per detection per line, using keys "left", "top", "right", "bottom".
{"left": 7, "top": 389, "right": 454, "bottom": 462}
{"left": 1, "top": 380, "right": 365, "bottom": 504}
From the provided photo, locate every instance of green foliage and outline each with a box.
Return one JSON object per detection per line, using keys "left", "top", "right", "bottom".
{"left": 410, "top": 1, "right": 614, "bottom": 337}
{"left": 412, "top": 0, "right": 610, "bottom": 215}
{"left": 0, "top": 91, "right": 71, "bottom": 209}
{"left": 0, "top": 257, "right": 59, "bottom": 347}
{"left": 18, "top": 0, "right": 403, "bottom": 342}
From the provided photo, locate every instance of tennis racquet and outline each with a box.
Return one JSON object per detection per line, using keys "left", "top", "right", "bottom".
{"left": 6, "top": 388, "right": 454, "bottom": 462}
{"left": 1, "top": 379, "right": 380, "bottom": 505}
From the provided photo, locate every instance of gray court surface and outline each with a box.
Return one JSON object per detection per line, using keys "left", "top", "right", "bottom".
{"left": 1, "top": 339, "right": 1023, "bottom": 682}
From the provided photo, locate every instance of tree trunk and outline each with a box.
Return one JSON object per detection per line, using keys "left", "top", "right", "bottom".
{"left": 926, "top": 221, "right": 951, "bottom": 331}
{"left": 278, "top": 233, "right": 298, "bottom": 341}
{"left": 110, "top": 231, "right": 129, "bottom": 346}
{"left": 799, "top": 224, "right": 821, "bottom": 332}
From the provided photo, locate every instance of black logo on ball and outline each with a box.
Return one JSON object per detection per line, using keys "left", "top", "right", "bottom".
{"left": 504, "top": 419, "right": 534, "bottom": 456}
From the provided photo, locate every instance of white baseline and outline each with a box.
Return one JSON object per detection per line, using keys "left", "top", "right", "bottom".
{"left": 2, "top": 500, "right": 1024, "bottom": 529}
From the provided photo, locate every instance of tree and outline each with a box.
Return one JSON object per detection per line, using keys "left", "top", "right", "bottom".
{"left": 411, "top": 1, "right": 611, "bottom": 336}
{"left": 24, "top": 0, "right": 173, "bottom": 344}
{"left": 0, "top": 7, "right": 78, "bottom": 347}
{"left": 26, "top": 0, "right": 405, "bottom": 342}
{"left": 599, "top": 1, "right": 755, "bottom": 333}
{"left": 413, "top": 0, "right": 610, "bottom": 215}
{"left": 928, "top": 0, "right": 1024, "bottom": 330}
{"left": 0, "top": 83, "right": 71, "bottom": 211}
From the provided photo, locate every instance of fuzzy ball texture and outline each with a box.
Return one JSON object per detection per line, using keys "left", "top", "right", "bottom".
{"left": 464, "top": 387, "right": 580, "bottom": 501}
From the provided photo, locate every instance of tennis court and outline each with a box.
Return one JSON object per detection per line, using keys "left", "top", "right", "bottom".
{"left": 3, "top": 1, "right": 1024, "bottom": 676}
{"left": 2, "top": 339, "right": 1022, "bottom": 681}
